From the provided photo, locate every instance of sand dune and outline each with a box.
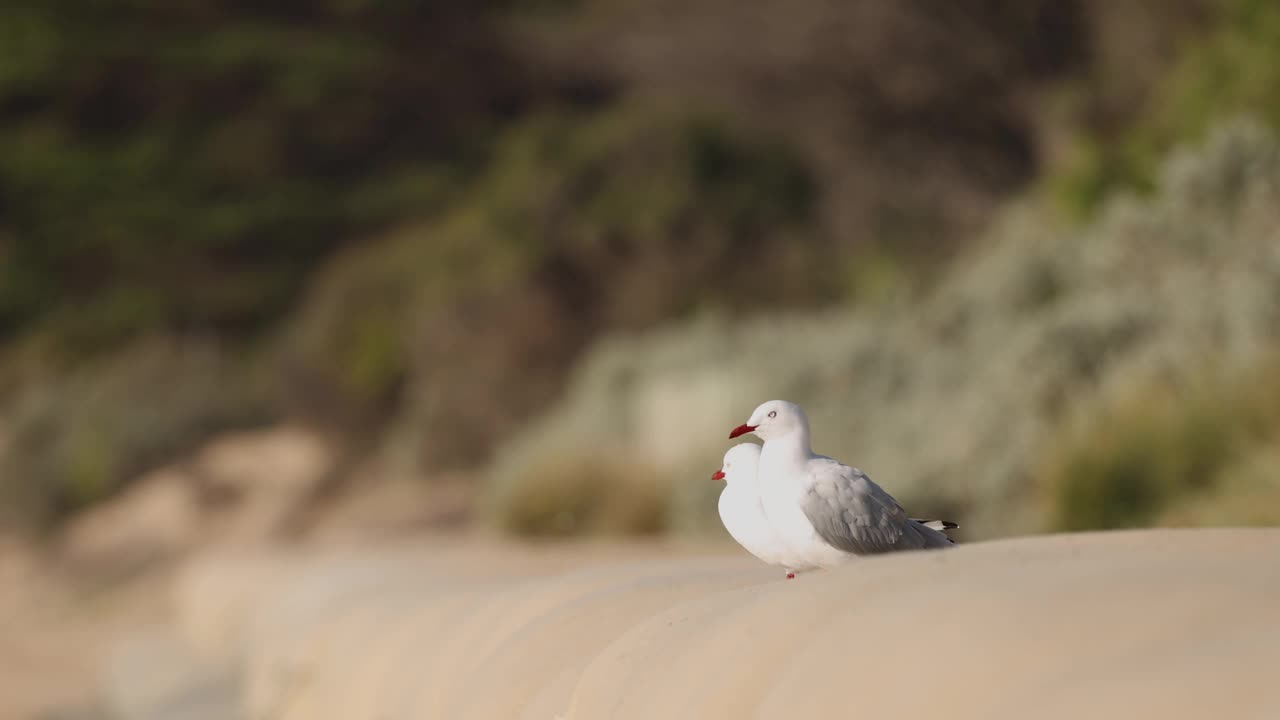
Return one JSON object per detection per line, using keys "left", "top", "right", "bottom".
{"left": 106, "top": 529, "right": 1280, "bottom": 719}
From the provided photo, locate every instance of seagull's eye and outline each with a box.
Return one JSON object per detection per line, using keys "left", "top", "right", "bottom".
{"left": 768, "top": 410, "right": 777, "bottom": 418}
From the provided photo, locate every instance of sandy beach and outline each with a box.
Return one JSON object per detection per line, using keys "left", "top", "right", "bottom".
{"left": 86, "top": 527, "right": 1280, "bottom": 719}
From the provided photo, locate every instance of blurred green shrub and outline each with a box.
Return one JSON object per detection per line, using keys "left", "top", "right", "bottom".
{"left": 0, "top": 337, "right": 269, "bottom": 529}
{"left": 482, "top": 119, "right": 1280, "bottom": 539}
{"left": 0, "top": 0, "right": 531, "bottom": 351}
{"left": 280, "top": 105, "right": 823, "bottom": 472}
{"left": 1160, "top": 446, "right": 1280, "bottom": 527}
{"left": 484, "top": 452, "right": 667, "bottom": 537}
{"left": 1055, "top": 0, "right": 1280, "bottom": 215}
{"left": 1045, "top": 359, "right": 1280, "bottom": 530}
{"left": 0, "top": 91, "right": 822, "bottom": 528}
{"left": 8, "top": 0, "right": 1280, "bottom": 536}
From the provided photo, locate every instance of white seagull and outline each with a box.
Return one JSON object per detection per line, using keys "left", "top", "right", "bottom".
{"left": 728, "top": 400, "right": 956, "bottom": 568}
{"left": 713, "top": 443, "right": 816, "bottom": 579}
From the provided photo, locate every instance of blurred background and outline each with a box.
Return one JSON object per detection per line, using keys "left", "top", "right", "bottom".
{"left": 3, "top": 0, "right": 1280, "bottom": 715}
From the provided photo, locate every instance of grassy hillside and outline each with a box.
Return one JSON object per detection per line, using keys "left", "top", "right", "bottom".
{"left": 483, "top": 120, "right": 1280, "bottom": 538}
{"left": 6, "top": 0, "right": 1280, "bottom": 533}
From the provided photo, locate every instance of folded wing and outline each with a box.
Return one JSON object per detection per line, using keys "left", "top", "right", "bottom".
{"left": 801, "top": 458, "right": 954, "bottom": 554}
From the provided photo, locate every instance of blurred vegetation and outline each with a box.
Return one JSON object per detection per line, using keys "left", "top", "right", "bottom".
{"left": 1054, "top": 0, "right": 1280, "bottom": 214}
{"left": 3, "top": 0, "right": 1280, "bottom": 536}
{"left": 1046, "top": 358, "right": 1280, "bottom": 531}
{"left": 482, "top": 120, "right": 1280, "bottom": 538}
{"left": 279, "top": 106, "right": 825, "bottom": 471}
{"left": 0, "top": 337, "right": 269, "bottom": 528}
{"left": 1, "top": 92, "right": 823, "bottom": 525}
{"left": 486, "top": 453, "right": 667, "bottom": 537}
{"left": 0, "top": 0, "right": 544, "bottom": 351}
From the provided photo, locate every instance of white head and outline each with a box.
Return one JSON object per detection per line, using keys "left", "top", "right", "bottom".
{"left": 728, "top": 400, "right": 809, "bottom": 443}
{"left": 711, "top": 443, "right": 761, "bottom": 485}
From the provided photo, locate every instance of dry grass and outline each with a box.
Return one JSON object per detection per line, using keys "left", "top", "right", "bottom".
{"left": 1042, "top": 358, "right": 1280, "bottom": 531}
{"left": 485, "top": 453, "right": 669, "bottom": 537}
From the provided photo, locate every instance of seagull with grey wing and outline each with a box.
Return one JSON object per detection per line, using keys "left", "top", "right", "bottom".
{"left": 728, "top": 400, "right": 956, "bottom": 569}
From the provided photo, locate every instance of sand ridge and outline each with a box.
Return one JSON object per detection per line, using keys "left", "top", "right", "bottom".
{"left": 100, "top": 528, "right": 1280, "bottom": 719}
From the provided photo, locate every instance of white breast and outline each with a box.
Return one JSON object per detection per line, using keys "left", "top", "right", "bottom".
{"left": 757, "top": 455, "right": 816, "bottom": 551}
{"left": 758, "top": 453, "right": 857, "bottom": 569}
{"left": 718, "top": 488, "right": 787, "bottom": 567}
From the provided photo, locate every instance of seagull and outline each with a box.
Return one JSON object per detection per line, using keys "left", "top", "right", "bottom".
{"left": 713, "top": 442, "right": 955, "bottom": 578}
{"left": 713, "top": 443, "right": 816, "bottom": 580}
{"left": 728, "top": 400, "right": 956, "bottom": 568}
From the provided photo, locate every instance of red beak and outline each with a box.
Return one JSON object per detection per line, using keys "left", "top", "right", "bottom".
{"left": 711, "top": 470, "right": 725, "bottom": 481}
{"left": 728, "top": 423, "right": 757, "bottom": 439}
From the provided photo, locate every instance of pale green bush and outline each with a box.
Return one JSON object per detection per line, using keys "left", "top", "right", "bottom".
{"left": 1160, "top": 445, "right": 1280, "bottom": 527}
{"left": 483, "top": 119, "right": 1280, "bottom": 538}
{"left": 1042, "top": 358, "right": 1280, "bottom": 531}
{"left": 0, "top": 337, "right": 270, "bottom": 529}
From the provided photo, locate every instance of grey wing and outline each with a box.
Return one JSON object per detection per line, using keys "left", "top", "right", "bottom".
{"left": 801, "top": 460, "right": 954, "bottom": 554}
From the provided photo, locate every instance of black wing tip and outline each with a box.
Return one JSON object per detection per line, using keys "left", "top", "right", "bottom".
{"left": 912, "top": 518, "right": 960, "bottom": 530}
